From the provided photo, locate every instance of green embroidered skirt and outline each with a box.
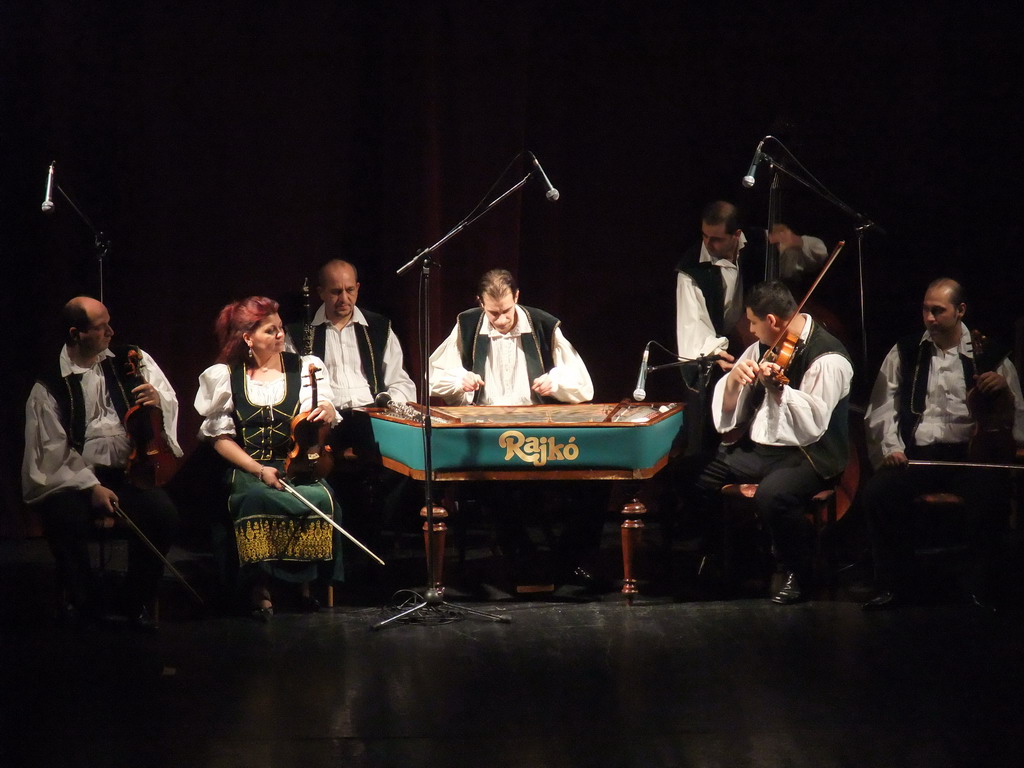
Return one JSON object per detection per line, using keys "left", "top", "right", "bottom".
{"left": 228, "top": 464, "right": 343, "bottom": 583}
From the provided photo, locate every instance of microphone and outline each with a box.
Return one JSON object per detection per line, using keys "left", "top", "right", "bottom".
{"left": 632, "top": 344, "right": 651, "bottom": 401}
{"left": 373, "top": 391, "right": 393, "bottom": 408}
{"left": 529, "top": 152, "right": 560, "bottom": 201}
{"left": 41, "top": 162, "right": 55, "bottom": 213}
{"left": 741, "top": 140, "right": 765, "bottom": 188}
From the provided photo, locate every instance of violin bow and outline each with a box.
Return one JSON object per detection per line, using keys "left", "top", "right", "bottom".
{"left": 110, "top": 501, "right": 204, "bottom": 605}
{"left": 760, "top": 239, "right": 847, "bottom": 364}
{"left": 278, "top": 479, "right": 386, "bottom": 566}
{"left": 907, "top": 459, "right": 1024, "bottom": 471}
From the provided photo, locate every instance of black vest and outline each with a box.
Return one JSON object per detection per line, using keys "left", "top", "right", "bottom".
{"left": 229, "top": 352, "right": 304, "bottom": 462}
{"left": 36, "top": 345, "right": 138, "bottom": 455}
{"left": 894, "top": 331, "right": 1009, "bottom": 450}
{"left": 674, "top": 230, "right": 772, "bottom": 337}
{"left": 749, "top": 321, "right": 852, "bottom": 479}
{"left": 287, "top": 309, "right": 392, "bottom": 397}
{"left": 456, "top": 305, "right": 560, "bottom": 405}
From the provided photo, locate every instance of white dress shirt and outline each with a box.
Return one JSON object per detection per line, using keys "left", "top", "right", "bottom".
{"left": 675, "top": 233, "right": 827, "bottom": 360}
{"left": 194, "top": 354, "right": 341, "bottom": 439}
{"left": 291, "top": 305, "right": 417, "bottom": 409}
{"left": 712, "top": 316, "right": 853, "bottom": 447}
{"left": 22, "top": 345, "right": 182, "bottom": 504}
{"left": 429, "top": 306, "right": 594, "bottom": 406}
{"left": 863, "top": 324, "right": 1024, "bottom": 469}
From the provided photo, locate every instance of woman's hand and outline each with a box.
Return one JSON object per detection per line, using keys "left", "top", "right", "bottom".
{"left": 256, "top": 465, "right": 284, "bottom": 490}
{"left": 308, "top": 401, "right": 337, "bottom": 423}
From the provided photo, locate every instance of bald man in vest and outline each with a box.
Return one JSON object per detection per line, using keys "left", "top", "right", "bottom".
{"left": 23, "top": 296, "right": 181, "bottom": 629}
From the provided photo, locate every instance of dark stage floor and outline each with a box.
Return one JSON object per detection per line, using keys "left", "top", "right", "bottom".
{"left": 2, "top": 521, "right": 1023, "bottom": 768}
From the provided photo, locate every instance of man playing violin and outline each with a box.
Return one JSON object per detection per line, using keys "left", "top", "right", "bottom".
{"left": 861, "top": 278, "right": 1024, "bottom": 610}
{"left": 673, "top": 200, "right": 830, "bottom": 482}
{"left": 22, "top": 296, "right": 182, "bottom": 630}
{"left": 695, "top": 280, "right": 853, "bottom": 604}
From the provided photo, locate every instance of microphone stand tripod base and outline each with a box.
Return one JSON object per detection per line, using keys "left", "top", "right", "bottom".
{"left": 371, "top": 502, "right": 512, "bottom": 631}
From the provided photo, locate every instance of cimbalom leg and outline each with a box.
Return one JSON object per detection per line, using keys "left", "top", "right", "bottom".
{"left": 620, "top": 498, "right": 646, "bottom": 600}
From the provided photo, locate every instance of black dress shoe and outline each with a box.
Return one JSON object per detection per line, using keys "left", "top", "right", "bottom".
{"left": 771, "top": 571, "right": 803, "bottom": 605}
{"left": 861, "top": 590, "right": 901, "bottom": 611}
{"left": 562, "top": 565, "right": 610, "bottom": 593}
{"left": 251, "top": 605, "right": 274, "bottom": 623}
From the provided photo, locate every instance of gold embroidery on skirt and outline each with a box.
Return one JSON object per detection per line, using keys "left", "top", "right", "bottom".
{"left": 234, "top": 518, "right": 334, "bottom": 564}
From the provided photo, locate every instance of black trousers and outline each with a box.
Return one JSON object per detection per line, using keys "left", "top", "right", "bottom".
{"left": 696, "top": 441, "right": 829, "bottom": 576}
{"left": 861, "top": 443, "right": 1009, "bottom": 593}
{"left": 35, "top": 471, "right": 178, "bottom": 616}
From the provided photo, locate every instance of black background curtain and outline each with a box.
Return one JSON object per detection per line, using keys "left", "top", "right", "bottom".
{"left": 2, "top": 2, "right": 1021, "bottom": 534}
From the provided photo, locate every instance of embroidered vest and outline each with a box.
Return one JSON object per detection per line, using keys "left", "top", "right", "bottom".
{"left": 229, "top": 352, "right": 304, "bottom": 462}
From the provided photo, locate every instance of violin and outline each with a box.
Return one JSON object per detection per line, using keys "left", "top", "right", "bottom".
{"left": 123, "top": 348, "right": 179, "bottom": 489}
{"left": 285, "top": 363, "right": 334, "bottom": 482}
{"left": 966, "top": 329, "right": 1016, "bottom": 463}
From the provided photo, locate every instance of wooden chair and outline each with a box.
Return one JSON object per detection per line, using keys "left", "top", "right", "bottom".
{"left": 719, "top": 483, "right": 839, "bottom": 590}
{"left": 911, "top": 491, "right": 969, "bottom": 576}
{"left": 60, "top": 516, "right": 161, "bottom": 620}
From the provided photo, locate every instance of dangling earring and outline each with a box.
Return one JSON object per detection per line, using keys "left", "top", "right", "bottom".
{"left": 248, "top": 345, "right": 254, "bottom": 360}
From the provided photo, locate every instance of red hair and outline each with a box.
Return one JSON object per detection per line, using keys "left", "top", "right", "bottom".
{"left": 214, "top": 296, "right": 280, "bottom": 366}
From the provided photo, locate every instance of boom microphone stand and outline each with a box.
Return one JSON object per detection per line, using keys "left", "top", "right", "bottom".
{"left": 748, "top": 136, "right": 885, "bottom": 372}
{"left": 373, "top": 153, "right": 548, "bottom": 630}
{"left": 40, "top": 161, "right": 112, "bottom": 303}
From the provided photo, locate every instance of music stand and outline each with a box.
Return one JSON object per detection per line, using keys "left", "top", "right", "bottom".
{"left": 373, "top": 157, "right": 541, "bottom": 630}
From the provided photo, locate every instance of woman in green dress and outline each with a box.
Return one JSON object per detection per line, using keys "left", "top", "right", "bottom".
{"left": 195, "top": 296, "right": 340, "bottom": 619}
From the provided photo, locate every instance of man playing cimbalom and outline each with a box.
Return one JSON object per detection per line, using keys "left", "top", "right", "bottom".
{"left": 429, "top": 269, "right": 599, "bottom": 592}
